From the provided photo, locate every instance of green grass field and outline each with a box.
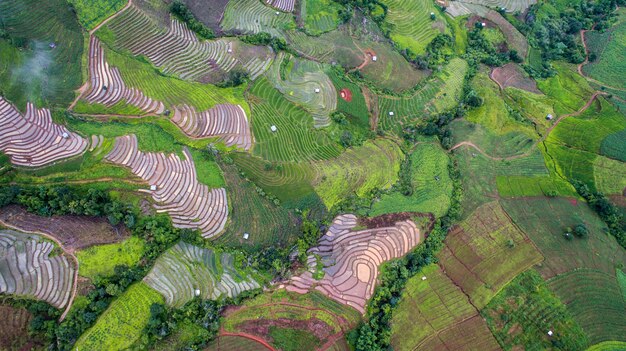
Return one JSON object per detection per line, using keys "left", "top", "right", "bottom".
{"left": 378, "top": 58, "right": 467, "bottom": 133}
{"left": 439, "top": 201, "right": 543, "bottom": 308}
{"left": 75, "top": 282, "right": 164, "bottom": 350}
{"left": 586, "top": 341, "right": 626, "bottom": 351}
{"left": 536, "top": 62, "right": 594, "bottom": 115}
{"left": 217, "top": 162, "right": 301, "bottom": 250}
{"left": 302, "top": 0, "right": 342, "bottom": 36}
{"left": 0, "top": 0, "right": 84, "bottom": 110}
{"left": 68, "top": 0, "right": 127, "bottom": 31}
{"left": 583, "top": 8, "right": 626, "bottom": 89}
{"left": 77, "top": 236, "right": 145, "bottom": 279}
{"left": 391, "top": 264, "right": 497, "bottom": 350}
{"left": 380, "top": 0, "right": 449, "bottom": 54}
{"left": 549, "top": 269, "right": 626, "bottom": 345}
{"left": 501, "top": 197, "right": 626, "bottom": 279}
{"left": 482, "top": 270, "right": 589, "bottom": 351}
{"left": 311, "top": 138, "right": 403, "bottom": 209}
{"left": 600, "top": 128, "right": 626, "bottom": 162}
{"left": 370, "top": 143, "right": 452, "bottom": 218}
{"left": 248, "top": 77, "right": 342, "bottom": 162}
{"left": 327, "top": 69, "right": 370, "bottom": 127}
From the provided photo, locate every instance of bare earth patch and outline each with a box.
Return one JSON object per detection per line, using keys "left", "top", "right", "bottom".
{"left": 339, "top": 88, "right": 353, "bottom": 102}
{"left": 491, "top": 63, "right": 541, "bottom": 93}
{"left": 0, "top": 205, "right": 129, "bottom": 252}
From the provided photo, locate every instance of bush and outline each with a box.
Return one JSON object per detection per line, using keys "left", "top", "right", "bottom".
{"left": 170, "top": 1, "right": 215, "bottom": 40}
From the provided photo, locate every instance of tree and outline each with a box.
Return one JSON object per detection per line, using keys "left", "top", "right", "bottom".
{"left": 574, "top": 224, "right": 588, "bottom": 238}
{"left": 340, "top": 131, "right": 354, "bottom": 147}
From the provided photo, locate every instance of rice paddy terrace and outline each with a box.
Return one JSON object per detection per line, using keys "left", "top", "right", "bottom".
{"left": 144, "top": 242, "right": 260, "bottom": 307}
{"left": 0, "top": 230, "right": 75, "bottom": 309}
{"left": 102, "top": 4, "right": 275, "bottom": 82}
{"left": 0, "top": 0, "right": 624, "bottom": 349}
{"left": 285, "top": 214, "right": 423, "bottom": 313}
{"left": 105, "top": 134, "right": 228, "bottom": 239}
{"left": 0, "top": 97, "right": 88, "bottom": 167}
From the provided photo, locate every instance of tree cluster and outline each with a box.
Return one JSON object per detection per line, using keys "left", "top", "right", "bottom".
{"left": 170, "top": 1, "right": 215, "bottom": 40}
{"left": 573, "top": 181, "right": 625, "bottom": 248}
{"left": 241, "top": 32, "right": 288, "bottom": 52}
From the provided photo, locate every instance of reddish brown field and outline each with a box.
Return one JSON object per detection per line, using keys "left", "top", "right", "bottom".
{"left": 205, "top": 335, "right": 272, "bottom": 351}
{"left": 165, "top": 0, "right": 230, "bottom": 33}
{"left": 339, "top": 88, "right": 353, "bottom": 102}
{"left": 417, "top": 315, "right": 501, "bottom": 351}
{"left": 0, "top": 304, "right": 44, "bottom": 350}
{"left": 0, "top": 205, "right": 129, "bottom": 252}
{"left": 491, "top": 63, "right": 541, "bottom": 93}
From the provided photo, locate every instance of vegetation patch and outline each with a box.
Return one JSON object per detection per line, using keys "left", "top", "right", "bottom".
{"left": 582, "top": 8, "right": 626, "bottom": 90}
{"left": 205, "top": 335, "right": 271, "bottom": 351}
{"left": 68, "top": 0, "right": 127, "bottom": 31}
{"left": 438, "top": 201, "right": 543, "bottom": 308}
{"left": 301, "top": 0, "right": 343, "bottom": 36}
{"left": 549, "top": 269, "right": 626, "bottom": 345}
{"left": 482, "top": 270, "right": 589, "bottom": 351}
{"left": 74, "top": 282, "right": 164, "bottom": 350}
{"left": 312, "top": 138, "right": 403, "bottom": 210}
{"left": 501, "top": 197, "right": 626, "bottom": 279}
{"left": 77, "top": 236, "right": 145, "bottom": 279}
{"left": 370, "top": 143, "right": 452, "bottom": 218}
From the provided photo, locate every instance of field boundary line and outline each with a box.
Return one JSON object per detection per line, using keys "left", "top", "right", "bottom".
{"left": 0, "top": 220, "right": 79, "bottom": 321}
{"left": 219, "top": 330, "right": 276, "bottom": 351}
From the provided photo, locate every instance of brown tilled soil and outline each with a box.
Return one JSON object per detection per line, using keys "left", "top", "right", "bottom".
{"left": 163, "top": 0, "right": 230, "bottom": 34}
{"left": 237, "top": 317, "right": 333, "bottom": 342}
{"left": 359, "top": 212, "right": 434, "bottom": 231}
{"left": 0, "top": 205, "right": 130, "bottom": 252}
{"left": 0, "top": 304, "right": 43, "bottom": 350}
{"left": 339, "top": 88, "right": 353, "bottom": 102}
{"left": 491, "top": 63, "right": 541, "bottom": 94}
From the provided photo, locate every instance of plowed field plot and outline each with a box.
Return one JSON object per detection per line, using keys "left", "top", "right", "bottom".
{"left": 0, "top": 304, "right": 42, "bottom": 351}
{"left": 222, "top": 289, "right": 360, "bottom": 351}
{"left": 205, "top": 335, "right": 271, "bottom": 351}
{"left": 0, "top": 205, "right": 129, "bottom": 251}
{"left": 491, "top": 63, "right": 540, "bottom": 93}
{"left": 438, "top": 201, "right": 543, "bottom": 308}
{"left": 549, "top": 269, "right": 626, "bottom": 345}
{"left": 171, "top": 0, "right": 230, "bottom": 33}
{"left": 482, "top": 270, "right": 589, "bottom": 351}
{"left": 391, "top": 264, "right": 500, "bottom": 351}
{"left": 501, "top": 197, "right": 626, "bottom": 278}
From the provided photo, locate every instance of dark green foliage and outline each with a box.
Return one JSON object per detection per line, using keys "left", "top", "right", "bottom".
{"left": 217, "top": 70, "right": 249, "bottom": 88}
{"left": 2, "top": 297, "right": 60, "bottom": 344}
{"left": 170, "top": 1, "right": 215, "bottom": 40}
{"left": 241, "top": 32, "right": 288, "bottom": 52}
{"left": 403, "top": 34, "right": 454, "bottom": 69}
{"left": 574, "top": 181, "right": 625, "bottom": 248}
{"left": 574, "top": 224, "right": 589, "bottom": 238}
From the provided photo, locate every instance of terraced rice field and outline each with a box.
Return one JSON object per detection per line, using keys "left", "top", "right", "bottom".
{"left": 0, "top": 97, "right": 88, "bottom": 167}
{"left": 218, "top": 162, "right": 301, "bottom": 249}
{"left": 549, "top": 269, "right": 626, "bottom": 345}
{"left": 0, "top": 0, "right": 84, "bottom": 109}
{"left": 416, "top": 315, "right": 502, "bottom": 351}
{"left": 105, "top": 135, "right": 229, "bottom": 239}
{"left": 311, "top": 138, "right": 403, "bottom": 209}
{"left": 391, "top": 264, "right": 499, "bottom": 351}
{"left": 144, "top": 242, "right": 260, "bottom": 307}
{"left": 482, "top": 270, "right": 589, "bottom": 351}
{"left": 205, "top": 335, "right": 271, "bottom": 351}
{"left": 75, "top": 282, "right": 164, "bottom": 350}
{"left": 220, "top": 0, "right": 295, "bottom": 38}
{"left": 0, "top": 204, "right": 129, "bottom": 251}
{"left": 378, "top": 58, "right": 468, "bottom": 133}
{"left": 438, "top": 201, "right": 543, "bottom": 308}
{"left": 266, "top": 53, "right": 337, "bottom": 127}
{"left": 285, "top": 29, "right": 363, "bottom": 69}
{"left": 266, "top": 0, "right": 295, "bottom": 12}
{"left": 501, "top": 197, "right": 626, "bottom": 279}
{"left": 381, "top": 0, "right": 449, "bottom": 54}
{"left": 0, "top": 230, "right": 75, "bottom": 309}
{"left": 582, "top": 8, "right": 626, "bottom": 89}
{"left": 301, "top": 0, "right": 342, "bottom": 35}
{"left": 248, "top": 77, "right": 341, "bottom": 162}
{"left": 102, "top": 5, "right": 274, "bottom": 82}
{"left": 285, "top": 214, "right": 423, "bottom": 313}
{"left": 370, "top": 143, "right": 452, "bottom": 218}
{"left": 448, "top": 0, "right": 536, "bottom": 14}
{"left": 222, "top": 289, "right": 361, "bottom": 349}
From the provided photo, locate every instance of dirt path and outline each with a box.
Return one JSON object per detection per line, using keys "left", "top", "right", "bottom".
{"left": 0, "top": 220, "right": 79, "bottom": 321}
{"left": 218, "top": 330, "right": 276, "bottom": 351}
{"left": 451, "top": 91, "right": 605, "bottom": 160}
